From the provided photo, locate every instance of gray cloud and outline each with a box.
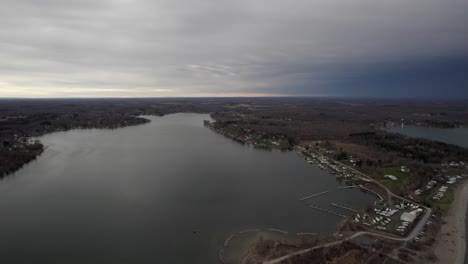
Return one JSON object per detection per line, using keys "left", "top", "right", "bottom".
{"left": 0, "top": 0, "right": 467, "bottom": 97}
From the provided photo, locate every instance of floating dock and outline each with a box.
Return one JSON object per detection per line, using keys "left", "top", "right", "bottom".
{"left": 338, "top": 185, "right": 357, "bottom": 189}
{"left": 309, "top": 205, "right": 347, "bottom": 218}
{"left": 299, "top": 191, "right": 329, "bottom": 201}
{"left": 296, "top": 232, "right": 318, "bottom": 236}
{"left": 331, "top": 203, "right": 358, "bottom": 212}
{"left": 336, "top": 202, "right": 358, "bottom": 210}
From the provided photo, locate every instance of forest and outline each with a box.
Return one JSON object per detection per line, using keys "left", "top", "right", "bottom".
{"left": 1, "top": 97, "right": 467, "bottom": 183}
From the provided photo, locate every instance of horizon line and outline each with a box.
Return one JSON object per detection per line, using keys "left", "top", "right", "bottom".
{"left": 0, "top": 95, "right": 466, "bottom": 101}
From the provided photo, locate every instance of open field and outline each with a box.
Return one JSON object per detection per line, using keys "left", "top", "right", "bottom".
{"left": 379, "top": 167, "right": 410, "bottom": 193}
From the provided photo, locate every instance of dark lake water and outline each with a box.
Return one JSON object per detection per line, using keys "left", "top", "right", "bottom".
{"left": 0, "top": 113, "right": 375, "bottom": 264}
{"left": 386, "top": 125, "right": 468, "bottom": 264}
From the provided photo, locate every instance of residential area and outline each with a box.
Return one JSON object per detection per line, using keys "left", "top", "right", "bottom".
{"left": 295, "top": 142, "right": 467, "bottom": 245}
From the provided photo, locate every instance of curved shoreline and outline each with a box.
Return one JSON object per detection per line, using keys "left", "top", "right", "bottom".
{"left": 1, "top": 115, "right": 151, "bottom": 178}
{"left": 434, "top": 180, "right": 468, "bottom": 264}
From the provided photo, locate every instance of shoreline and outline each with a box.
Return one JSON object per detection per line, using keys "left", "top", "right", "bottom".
{"left": 1, "top": 115, "right": 151, "bottom": 179}
{"left": 434, "top": 179, "right": 468, "bottom": 264}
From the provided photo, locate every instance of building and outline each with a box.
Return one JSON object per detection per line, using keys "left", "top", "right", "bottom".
{"left": 400, "top": 212, "right": 417, "bottom": 223}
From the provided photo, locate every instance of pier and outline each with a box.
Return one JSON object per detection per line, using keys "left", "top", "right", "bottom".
{"left": 331, "top": 203, "right": 358, "bottom": 213}
{"left": 309, "top": 205, "right": 347, "bottom": 218}
{"left": 299, "top": 191, "right": 329, "bottom": 201}
{"left": 336, "top": 202, "right": 358, "bottom": 211}
{"left": 296, "top": 232, "right": 318, "bottom": 236}
{"left": 337, "top": 185, "right": 357, "bottom": 189}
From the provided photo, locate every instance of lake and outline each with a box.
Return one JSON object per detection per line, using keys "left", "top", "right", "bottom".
{"left": 0, "top": 113, "right": 375, "bottom": 264}
{"left": 386, "top": 125, "right": 468, "bottom": 148}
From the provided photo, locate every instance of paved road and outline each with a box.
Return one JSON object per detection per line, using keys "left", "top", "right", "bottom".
{"left": 264, "top": 207, "right": 432, "bottom": 264}
{"left": 332, "top": 158, "right": 432, "bottom": 241}
{"left": 264, "top": 226, "right": 429, "bottom": 264}
{"left": 264, "top": 151, "right": 432, "bottom": 264}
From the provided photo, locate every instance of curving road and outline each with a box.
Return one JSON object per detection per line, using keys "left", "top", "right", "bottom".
{"left": 263, "top": 152, "right": 432, "bottom": 264}
{"left": 332, "top": 157, "right": 432, "bottom": 241}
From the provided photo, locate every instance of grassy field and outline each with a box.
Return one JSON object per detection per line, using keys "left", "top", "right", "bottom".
{"left": 414, "top": 166, "right": 466, "bottom": 209}
{"left": 379, "top": 167, "right": 410, "bottom": 193}
{"left": 433, "top": 188, "right": 454, "bottom": 210}
{"left": 416, "top": 186, "right": 455, "bottom": 210}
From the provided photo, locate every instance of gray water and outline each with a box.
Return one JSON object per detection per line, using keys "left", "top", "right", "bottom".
{"left": 386, "top": 125, "right": 468, "bottom": 264}
{"left": 0, "top": 113, "right": 375, "bottom": 264}
{"left": 386, "top": 125, "right": 468, "bottom": 148}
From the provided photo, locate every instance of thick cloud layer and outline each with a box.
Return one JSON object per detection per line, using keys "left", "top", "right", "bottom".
{"left": 1, "top": 0, "right": 467, "bottom": 97}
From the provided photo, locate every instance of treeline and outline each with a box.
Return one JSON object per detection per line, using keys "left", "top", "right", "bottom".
{"left": 0, "top": 140, "right": 43, "bottom": 177}
{"left": 0, "top": 98, "right": 230, "bottom": 178}
{"left": 1, "top": 97, "right": 467, "bottom": 180}
{"left": 348, "top": 132, "right": 468, "bottom": 164}
{"left": 210, "top": 101, "right": 468, "bottom": 198}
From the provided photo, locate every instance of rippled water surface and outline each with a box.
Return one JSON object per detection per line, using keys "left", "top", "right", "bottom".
{"left": 0, "top": 113, "right": 375, "bottom": 264}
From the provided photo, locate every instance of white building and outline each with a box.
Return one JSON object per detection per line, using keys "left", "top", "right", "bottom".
{"left": 401, "top": 212, "right": 417, "bottom": 223}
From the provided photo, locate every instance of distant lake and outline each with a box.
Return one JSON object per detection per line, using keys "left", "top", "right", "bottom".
{"left": 0, "top": 113, "right": 374, "bottom": 264}
{"left": 385, "top": 125, "right": 468, "bottom": 148}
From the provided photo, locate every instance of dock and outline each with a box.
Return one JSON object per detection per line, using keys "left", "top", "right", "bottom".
{"left": 299, "top": 191, "right": 329, "bottom": 201}
{"left": 338, "top": 185, "right": 357, "bottom": 189}
{"left": 296, "top": 232, "right": 318, "bottom": 236}
{"left": 309, "top": 205, "right": 347, "bottom": 218}
{"left": 331, "top": 203, "right": 358, "bottom": 212}
{"left": 336, "top": 202, "right": 358, "bottom": 210}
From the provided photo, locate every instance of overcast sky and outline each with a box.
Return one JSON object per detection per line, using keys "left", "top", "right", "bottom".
{"left": 1, "top": 0, "right": 467, "bottom": 98}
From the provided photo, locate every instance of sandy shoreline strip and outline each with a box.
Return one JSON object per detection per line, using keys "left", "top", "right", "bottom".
{"left": 435, "top": 180, "right": 468, "bottom": 264}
